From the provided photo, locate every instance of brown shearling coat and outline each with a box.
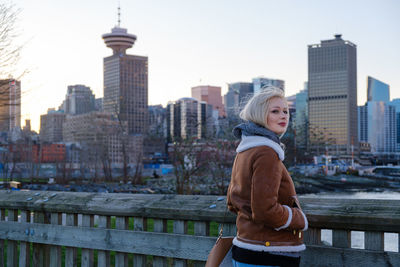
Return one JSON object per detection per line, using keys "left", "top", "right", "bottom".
{"left": 227, "top": 145, "right": 307, "bottom": 250}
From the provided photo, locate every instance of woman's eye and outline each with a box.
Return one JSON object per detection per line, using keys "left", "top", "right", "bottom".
{"left": 283, "top": 111, "right": 288, "bottom": 114}
{"left": 272, "top": 110, "right": 279, "bottom": 113}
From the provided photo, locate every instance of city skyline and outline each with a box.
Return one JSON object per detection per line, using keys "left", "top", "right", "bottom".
{"left": 11, "top": 0, "right": 400, "bottom": 131}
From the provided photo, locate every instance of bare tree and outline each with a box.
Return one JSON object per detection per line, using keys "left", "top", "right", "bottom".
{"left": 0, "top": 2, "right": 22, "bottom": 79}
{"left": 206, "top": 139, "right": 236, "bottom": 195}
{"left": 169, "top": 137, "right": 208, "bottom": 194}
{"left": 114, "top": 107, "right": 130, "bottom": 183}
{"left": 132, "top": 149, "right": 143, "bottom": 184}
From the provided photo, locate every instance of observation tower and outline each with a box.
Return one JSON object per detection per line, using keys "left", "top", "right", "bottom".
{"left": 102, "top": 7, "right": 137, "bottom": 55}
{"left": 102, "top": 7, "right": 148, "bottom": 135}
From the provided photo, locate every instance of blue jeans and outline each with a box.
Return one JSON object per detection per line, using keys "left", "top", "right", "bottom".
{"left": 232, "top": 259, "right": 278, "bottom": 267}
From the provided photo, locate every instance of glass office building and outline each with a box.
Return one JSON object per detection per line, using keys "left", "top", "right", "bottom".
{"left": 367, "top": 76, "right": 390, "bottom": 102}
{"left": 389, "top": 98, "right": 400, "bottom": 151}
{"left": 308, "top": 34, "right": 358, "bottom": 154}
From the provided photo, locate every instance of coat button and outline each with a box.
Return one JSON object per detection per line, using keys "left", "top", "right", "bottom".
{"left": 265, "top": 242, "right": 270, "bottom": 246}
{"left": 293, "top": 230, "right": 296, "bottom": 235}
{"left": 299, "top": 232, "right": 302, "bottom": 238}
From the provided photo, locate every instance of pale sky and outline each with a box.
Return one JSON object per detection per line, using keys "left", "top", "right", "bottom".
{"left": 10, "top": 0, "right": 400, "bottom": 131}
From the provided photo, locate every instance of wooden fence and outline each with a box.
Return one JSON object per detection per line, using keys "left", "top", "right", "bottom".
{"left": 0, "top": 190, "right": 399, "bottom": 266}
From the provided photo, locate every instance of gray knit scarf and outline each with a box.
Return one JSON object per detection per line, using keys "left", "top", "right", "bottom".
{"left": 233, "top": 121, "right": 281, "bottom": 145}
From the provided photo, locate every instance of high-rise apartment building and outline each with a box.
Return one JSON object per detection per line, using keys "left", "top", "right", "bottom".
{"left": 252, "top": 77, "right": 285, "bottom": 94}
{"left": 59, "top": 85, "right": 96, "bottom": 115}
{"left": 224, "top": 82, "right": 253, "bottom": 118}
{"left": 0, "top": 79, "right": 21, "bottom": 132}
{"left": 308, "top": 34, "right": 358, "bottom": 154}
{"left": 191, "top": 85, "right": 225, "bottom": 117}
{"left": 166, "top": 98, "right": 212, "bottom": 141}
{"left": 40, "top": 109, "right": 66, "bottom": 143}
{"left": 367, "top": 76, "right": 390, "bottom": 102}
{"left": 102, "top": 22, "right": 148, "bottom": 134}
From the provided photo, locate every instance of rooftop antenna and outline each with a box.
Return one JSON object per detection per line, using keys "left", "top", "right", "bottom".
{"left": 117, "top": 2, "right": 121, "bottom": 27}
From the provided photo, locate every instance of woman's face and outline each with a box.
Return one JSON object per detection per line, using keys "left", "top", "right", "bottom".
{"left": 265, "top": 97, "right": 289, "bottom": 135}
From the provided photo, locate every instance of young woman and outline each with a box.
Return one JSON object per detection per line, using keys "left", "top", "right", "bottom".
{"left": 227, "top": 87, "right": 308, "bottom": 267}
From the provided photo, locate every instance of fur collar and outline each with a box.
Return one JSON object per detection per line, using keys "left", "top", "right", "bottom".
{"left": 236, "top": 135, "right": 285, "bottom": 161}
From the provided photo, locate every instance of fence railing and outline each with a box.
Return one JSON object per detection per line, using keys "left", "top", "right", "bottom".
{"left": 0, "top": 190, "right": 399, "bottom": 266}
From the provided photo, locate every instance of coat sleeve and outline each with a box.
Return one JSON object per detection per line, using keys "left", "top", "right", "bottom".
{"left": 250, "top": 148, "right": 307, "bottom": 231}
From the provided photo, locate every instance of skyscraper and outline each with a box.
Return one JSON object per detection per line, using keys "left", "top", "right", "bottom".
{"left": 102, "top": 15, "right": 148, "bottom": 134}
{"left": 389, "top": 98, "right": 400, "bottom": 151}
{"left": 359, "top": 77, "right": 396, "bottom": 154}
{"left": 367, "top": 76, "right": 390, "bottom": 102}
{"left": 308, "top": 34, "right": 358, "bottom": 154}
{"left": 191, "top": 85, "right": 225, "bottom": 117}
{"left": 0, "top": 79, "right": 21, "bottom": 132}
{"left": 363, "top": 102, "right": 396, "bottom": 153}
{"left": 40, "top": 109, "right": 66, "bottom": 143}
{"left": 59, "top": 84, "right": 96, "bottom": 115}
{"left": 224, "top": 82, "right": 253, "bottom": 118}
{"left": 166, "top": 98, "right": 212, "bottom": 141}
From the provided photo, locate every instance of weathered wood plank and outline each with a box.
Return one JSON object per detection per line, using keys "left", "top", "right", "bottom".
{"left": 194, "top": 222, "right": 207, "bottom": 267}
{"left": 0, "top": 208, "right": 4, "bottom": 267}
{"left": 0, "top": 191, "right": 235, "bottom": 222}
{"left": 7, "top": 209, "right": 18, "bottom": 267}
{"left": 19, "top": 210, "right": 31, "bottom": 267}
{"left": 304, "top": 228, "right": 321, "bottom": 245}
{"left": 133, "top": 217, "right": 146, "bottom": 267}
{"left": 97, "top": 215, "right": 110, "bottom": 267}
{"left": 115, "top": 216, "right": 128, "bottom": 267}
{"left": 0, "top": 221, "right": 216, "bottom": 261}
{"left": 301, "top": 245, "right": 400, "bottom": 267}
{"left": 81, "top": 214, "right": 94, "bottom": 267}
{"left": 65, "top": 213, "right": 77, "bottom": 267}
{"left": 173, "top": 220, "right": 187, "bottom": 267}
{"left": 332, "top": 229, "right": 351, "bottom": 248}
{"left": 365, "top": 231, "right": 384, "bottom": 251}
{"left": 2, "top": 192, "right": 400, "bottom": 233}
{"left": 153, "top": 219, "right": 167, "bottom": 267}
{"left": 32, "top": 211, "right": 45, "bottom": 267}
{"left": 49, "top": 212, "right": 61, "bottom": 267}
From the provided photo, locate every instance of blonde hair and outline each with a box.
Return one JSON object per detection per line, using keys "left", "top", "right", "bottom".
{"left": 239, "top": 86, "right": 287, "bottom": 128}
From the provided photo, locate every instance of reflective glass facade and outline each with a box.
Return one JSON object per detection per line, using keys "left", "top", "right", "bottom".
{"left": 389, "top": 98, "right": 400, "bottom": 151}
{"left": 367, "top": 76, "right": 390, "bottom": 102}
{"left": 358, "top": 105, "right": 368, "bottom": 142}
